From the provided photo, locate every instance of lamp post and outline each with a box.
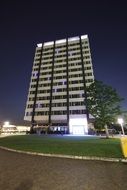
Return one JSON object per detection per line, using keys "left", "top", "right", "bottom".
{"left": 118, "top": 118, "right": 125, "bottom": 136}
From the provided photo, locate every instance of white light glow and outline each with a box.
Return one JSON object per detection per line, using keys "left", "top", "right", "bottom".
{"left": 81, "top": 35, "right": 88, "bottom": 39}
{"left": 118, "top": 118, "right": 124, "bottom": 125}
{"left": 55, "top": 39, "right": 66, "bottom": 44}
{"left": 37, "top": 43, "right": 42, "bottom": 47}
{"left": 68, "top": 36, "right": 79, "bottom": 42}
{"left": 44, "top": 41, "right": 54, "bottom": 46}
{"left": 4, "top": 121, "right": 10, "bottom": 127}
{"left": 69, "top": 118, "right": 88, "bottom": 135}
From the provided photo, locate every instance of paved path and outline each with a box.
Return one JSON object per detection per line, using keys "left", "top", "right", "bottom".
{"left": 0, "top": 149, "right": 127, "bottom": 190}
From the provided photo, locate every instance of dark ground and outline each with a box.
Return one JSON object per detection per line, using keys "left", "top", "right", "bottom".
{"left": 0, "top": 148, "right": 127, "bottom": 190}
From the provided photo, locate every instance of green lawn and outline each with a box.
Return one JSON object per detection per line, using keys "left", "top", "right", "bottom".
{"left": 0, "top": 135, "right": 123, "bottom": 158}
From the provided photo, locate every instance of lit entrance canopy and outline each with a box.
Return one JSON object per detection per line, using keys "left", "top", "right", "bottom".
{"left": 69, "top": 118, "right": 88, "bottom": 135}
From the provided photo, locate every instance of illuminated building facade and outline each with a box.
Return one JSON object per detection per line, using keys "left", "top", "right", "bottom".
{"left": 24, "top": 35, "right": 94, "bottom": 134}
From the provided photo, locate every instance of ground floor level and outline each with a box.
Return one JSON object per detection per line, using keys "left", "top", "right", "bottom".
{"left": 32, "top": 117, "right": 93, "bottom": 135}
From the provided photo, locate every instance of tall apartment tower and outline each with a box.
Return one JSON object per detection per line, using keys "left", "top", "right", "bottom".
{"left": 24, "top": 35, "right": 94, "bottom": 135}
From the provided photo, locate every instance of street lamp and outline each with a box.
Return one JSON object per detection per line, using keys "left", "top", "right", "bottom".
{"left": 118, "top": 118, "right": 125, "bottom": 136}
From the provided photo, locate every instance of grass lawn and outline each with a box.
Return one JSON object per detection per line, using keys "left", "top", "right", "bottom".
{"left": 0, "top": 135, "right": 123, "bottom": 158}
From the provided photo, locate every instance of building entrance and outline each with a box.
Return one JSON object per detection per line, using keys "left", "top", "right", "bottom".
{"left": 72, "top": 125, "right": 84, "bottom": 135}
{"left": 69, "top": 118, "right": 88, "bottom": 135}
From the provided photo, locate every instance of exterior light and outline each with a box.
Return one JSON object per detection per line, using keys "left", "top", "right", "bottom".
{"left": 4, "top": 121, "right": 10, "bottom": 127}
{"left": 37, "top": 43, "right": 42, "bottom": 47}
{"left": 118, "top": 118, "right": 123, "bottom": 125}
{"left": 44, "top": 41, "right": 54, "bottom": 46}
{"left": 118, "top": 118, "right": 125, "bottom": 135}
{"left": 68, "top": 37, "right": 79, "bottom": 42}
{"left": 81, "top": 35, "right": 88, "bottom": 39}
{"left": 55, "top": 39, "right": 66, "bottom": 44}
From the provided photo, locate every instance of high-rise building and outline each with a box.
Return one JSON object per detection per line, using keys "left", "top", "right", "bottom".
{"left": 24, "top": 35, "right": 94, "bottom": 135}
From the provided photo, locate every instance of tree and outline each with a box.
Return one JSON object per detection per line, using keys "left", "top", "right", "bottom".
{"left": 122, "top": 111, "right": 127, "bottom": 124}
{"left": 86, "top": 80, "right": 124, "bottom": 138}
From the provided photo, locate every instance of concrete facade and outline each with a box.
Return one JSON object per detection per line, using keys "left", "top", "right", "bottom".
{"left": 24, "top": 35, "right": 94, "bottom": 134}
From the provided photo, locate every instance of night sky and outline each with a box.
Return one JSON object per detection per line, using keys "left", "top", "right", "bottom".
{"left": 0, "top": 0, "right": 127, "bottom": 125}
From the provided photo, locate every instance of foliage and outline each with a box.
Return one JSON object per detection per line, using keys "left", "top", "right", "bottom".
{"left": 122, "top": 111, "right": 127, "bottom": 124}
{"left": 86, "top": 80, "right": 124, "bottom": 130}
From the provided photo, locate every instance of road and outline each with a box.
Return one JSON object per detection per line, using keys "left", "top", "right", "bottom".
{"left": 0, "top": 148, "right": 127, "bottom": 190}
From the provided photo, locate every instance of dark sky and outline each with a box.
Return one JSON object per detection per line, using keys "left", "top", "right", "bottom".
{"left": 0, "top": 0, "right": 127, "bottom": 125}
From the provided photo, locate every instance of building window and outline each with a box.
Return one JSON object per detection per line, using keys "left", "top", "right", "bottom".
{"left": 35, "top": 111, "right": 49, "bottom": 116}
{"left": 51, "top": 111, "right": 67, "bottom": 115}
{"left": 26, "top": 112, "right": 32, "bottom": 116}
{"left": 85, "top": 66, "right": 92, "bottom": 70}
{"left": 69, "top": 110, "right": 86, "bottom": 114}
{"left": 69, "top": 102, "right": 84, "bottom": 106}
